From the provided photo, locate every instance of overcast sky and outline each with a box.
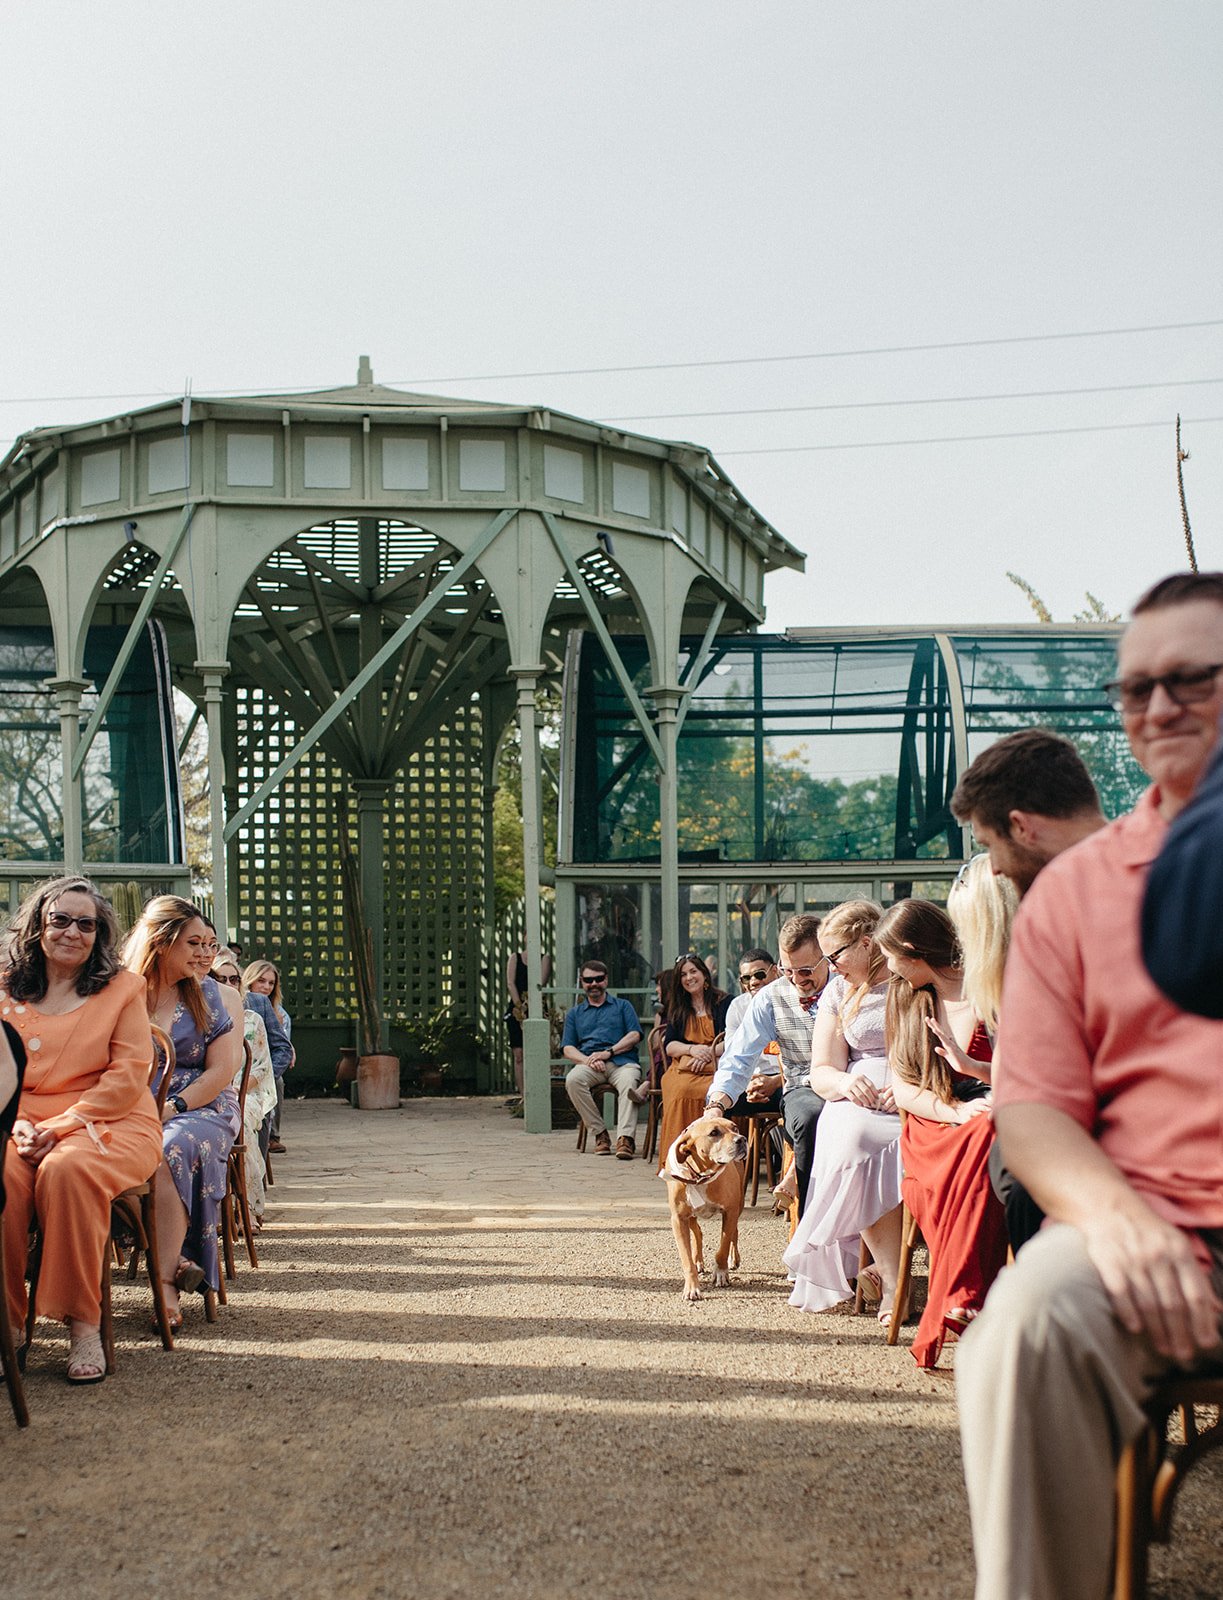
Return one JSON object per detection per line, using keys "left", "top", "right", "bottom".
{"left": 4, "top": 2, "right": 1220, "bottom": 630}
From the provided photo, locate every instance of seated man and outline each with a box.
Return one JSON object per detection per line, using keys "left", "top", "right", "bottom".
{"left": 703, "top": 914, "right": 829, "bottom": 1216}
{"left": 562, "top": 961, "right": 643, "bottom": 1159}
{"left": 721, "top": 948, "right": 784, "bottom": 1117}
{"left": 1143, "top": 727, "right": 1223, "bottom": 1017}
{"left": 957, "top": 571, "right": 1223, "bottom": 1600}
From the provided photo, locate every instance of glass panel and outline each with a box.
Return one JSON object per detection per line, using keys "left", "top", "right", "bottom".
{"left": 953, "top": 634, "right": 1145, "bottom": 818}
{"left": 0, "top": 623, "right": 183, "bottom": 864}
{"left": 573, "top": 882, "right": 655, "bottom": 1010}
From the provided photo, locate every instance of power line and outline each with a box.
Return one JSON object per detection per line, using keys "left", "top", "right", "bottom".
{"left": 600, "top": 374, "right": 1223, "bottom": 424}
{"left": 0, "top": 316, "right": 1220, "bottom": 408}
{"left": 716, "top": 415, "right": 1223, "bottom": 456}
{"left": 400, "top": 318, "right": 1223, "bottom": 385}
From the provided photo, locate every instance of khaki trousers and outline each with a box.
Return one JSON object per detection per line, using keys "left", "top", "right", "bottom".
{"left": 565, "top": 1062, "right": 640, "bottom": 1143}
{"left": 956, "top": 1221, "right": 1223, "bottom": 1600}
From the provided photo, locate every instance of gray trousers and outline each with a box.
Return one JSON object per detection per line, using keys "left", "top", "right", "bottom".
{"left": 957, "top": 1222, "right": 1223, "bottom": 1600}
{"left": 565, "top": 1061, "right": 641, "bottom": 1142}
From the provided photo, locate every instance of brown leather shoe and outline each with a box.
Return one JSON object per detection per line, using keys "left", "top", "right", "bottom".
{"left": 593, "top": 1130, "right": 612, "bottom": 1155}
{"left": 615, "top": 1135, "right": 635, "bottom": 1160}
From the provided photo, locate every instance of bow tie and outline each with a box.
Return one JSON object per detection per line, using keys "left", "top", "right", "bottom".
{"left": 799, "top": 995, "right": 818, "bottom": 1013}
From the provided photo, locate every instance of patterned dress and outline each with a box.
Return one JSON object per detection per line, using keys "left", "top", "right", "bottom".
{"left": 783, "top": 976, "right": 902, "bottom": 1311}
{"left": 162, "top": 975, "right": 238, "bottom": 1293}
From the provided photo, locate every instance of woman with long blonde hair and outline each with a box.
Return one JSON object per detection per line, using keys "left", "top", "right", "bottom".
{"left": 782, "top": 900, "right": 904, "bottom": 1325}
{"left": 243, "top": 960, "right": 292, "bottom": 1153}
{"left": 875, "top": 884, "right": 1012, "bottom": 1368}
{"left": 124, "top": 896, "right": 241, "bottom": 1327}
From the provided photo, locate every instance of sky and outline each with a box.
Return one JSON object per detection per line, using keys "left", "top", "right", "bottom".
{"left": 3, "top": 1, "right": 1221, "bottom": 630}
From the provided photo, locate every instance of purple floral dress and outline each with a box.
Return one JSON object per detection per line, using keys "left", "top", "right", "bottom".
{"left": 163, "top": 976, "right": 238, "bottom": 1293}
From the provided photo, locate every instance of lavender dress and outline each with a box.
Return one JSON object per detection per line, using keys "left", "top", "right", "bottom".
{"left": 162, "top": 976, "right": 239, "bottom": 1293}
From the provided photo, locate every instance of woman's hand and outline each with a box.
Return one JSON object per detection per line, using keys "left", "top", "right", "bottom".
{"left": 876, "top": 1083, "right": 898, "bottom": 1114}
{"left": 838, "top": 1072, "right": 881, "bottom": 1109}
{"left": 12, "top": 1118, "right": 55, "bottom": 1164}
{"left": 161, "top": 1099, "right": 181, "bottom": 1124}
{"left": 955, "top": 1095, "right": 993, "bottom": 1124}
{"left": 926, "top": 1015, "right": 977, "bottom": 1076}
{"left": 688, "top": 1043, "right": 715, "bottom": 1068}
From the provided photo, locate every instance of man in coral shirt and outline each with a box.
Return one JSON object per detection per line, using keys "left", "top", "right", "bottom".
{"left": 957, "top": 572, "right": 1223, "bottom": 1600}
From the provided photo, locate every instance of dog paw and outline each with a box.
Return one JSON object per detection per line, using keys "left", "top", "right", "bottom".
{"left": 713, "top": 1269, "right": 730, "bottom": 1288}
{"left": 683, "top": 1284, "right": 704, "bottom": 1302}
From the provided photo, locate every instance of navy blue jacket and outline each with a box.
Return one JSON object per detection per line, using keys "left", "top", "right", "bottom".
{"left": 1141, "top": 735, "right": 1223, "bottom": 1018}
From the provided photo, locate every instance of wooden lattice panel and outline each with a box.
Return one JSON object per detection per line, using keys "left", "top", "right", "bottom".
{"left": 231, "top": 684, "right": 487, "bottom": 1032}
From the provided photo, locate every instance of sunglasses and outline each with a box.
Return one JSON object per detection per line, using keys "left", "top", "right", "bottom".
{"left": 780, "top": 960, "right": 827, "bottom": 978}
{"left": 46, "top": 911, "right": 98, "bottom": 933}
{"left": 1102, "top": 662, "right": 1223, "bottom": 714}
{"left": 216, "top": 972, "right": 242, "bottom": 987}
{"left": 581, "top": 976, "right": 607, "bottom": 986}
{"left": 739, "top": 968, "right": 771, "bottom": 986}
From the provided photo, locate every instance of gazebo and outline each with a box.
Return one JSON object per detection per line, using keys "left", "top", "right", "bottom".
{"left": 0, "top": 360, "right": 804, "bottom": 1127}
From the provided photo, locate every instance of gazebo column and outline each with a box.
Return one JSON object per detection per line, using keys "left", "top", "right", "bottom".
{"left": 45, "top": 677, "right": 90, "bottom": 872}
{"left": 196, "top": 660, "right": 230, "bottom": 942}
{"left": 513, "top": 665, "right": 550, "bottom": 1133}
{"left": 650, "top": 684, "right": 683, "bottom": 964}
{"left": 353, "top": 779, "right": 390, "bottom": 1048}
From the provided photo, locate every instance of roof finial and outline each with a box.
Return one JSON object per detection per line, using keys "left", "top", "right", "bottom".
{"left": 357, "top": 354, "right": 373, "bottom": 386}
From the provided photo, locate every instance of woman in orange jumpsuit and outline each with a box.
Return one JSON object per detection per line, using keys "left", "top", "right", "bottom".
{"left": 1, "top": 877, "right": 162, "bottom": 1385}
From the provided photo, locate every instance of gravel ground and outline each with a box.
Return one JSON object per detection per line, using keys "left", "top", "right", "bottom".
{"left": 6, "top": 1097, "right": 1221, "bottom": 1600}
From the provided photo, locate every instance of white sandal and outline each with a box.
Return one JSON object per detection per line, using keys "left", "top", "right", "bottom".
{"left": 67, "top": 1326, "right": 106, "bottom": 1385}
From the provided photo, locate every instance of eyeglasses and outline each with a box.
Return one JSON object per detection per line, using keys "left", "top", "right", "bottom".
{"left": 581, "top": 976, "right": 607, "bottom": 987}
{"left": 1102, "top": 663, "right": 1223, "bottom": 714}
{"left": 779, "top": 960, "right": 827, "bottom": 979}
{"left": 739, "top": 968, "right": 771, "bottom": 986}
{"left": 823, "top": 941, "right": 855, "bottom": 971}
{"left": 46, "top": 911, "right": 98, "bottom": 933}
{"left": 216, "top": 972, "right": 241, "bottom": 987}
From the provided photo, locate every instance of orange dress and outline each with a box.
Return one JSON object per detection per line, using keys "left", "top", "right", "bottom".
{"left": 2, "top": 969, "right": 163, "bottom": 1328}
{"left": 656, "top": 998, "right": 730, "bottom": 1172}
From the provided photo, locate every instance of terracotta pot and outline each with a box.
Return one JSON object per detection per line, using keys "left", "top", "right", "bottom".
{"left": 357, "top": 1053, "right": 401, "bottom": 1109}
{"left": 419, "top": 1066, "right": 445, "bottom": 1094}
{"left": 336, "top": 1046, "right": 359, "bottom": 1085}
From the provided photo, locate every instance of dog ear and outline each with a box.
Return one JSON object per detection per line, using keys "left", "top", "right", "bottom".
{"left": 675, "top": 1132, "right": 696, "bottom": 1166}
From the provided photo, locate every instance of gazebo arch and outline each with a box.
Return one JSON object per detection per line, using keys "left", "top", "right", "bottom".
{"left": 0, "top": 360, "right": 805, "bottom": 1128}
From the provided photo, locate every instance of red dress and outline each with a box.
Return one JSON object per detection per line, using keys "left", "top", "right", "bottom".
{"left": 900, "top": 1022, "right": 1008, "bottom": 1368}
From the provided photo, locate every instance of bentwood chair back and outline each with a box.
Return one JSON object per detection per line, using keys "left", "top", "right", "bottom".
{"left": 639, "top": 1025, "right": 667, "bottom": 1162}
{"left": 0, "top": 1141, "right": 29, "bottom": 1427}
{"left": 1113, "top": 1372, "right": 1223, "bottom": 1599}
{"left": 221, "top": 1041, "right": 258, "bottom": 1277}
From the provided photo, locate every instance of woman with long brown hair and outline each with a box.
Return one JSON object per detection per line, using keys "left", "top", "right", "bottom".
{"left": 124, "top": 896, "right": 241, "bottom": 1327}
{"left": 875, "top": 883, "right": 1012, "bottom": 1368}
{"left": 655, "top": 953, "right": 731, "bottom": 1170}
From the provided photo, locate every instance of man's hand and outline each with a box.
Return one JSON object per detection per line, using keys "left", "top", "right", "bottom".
{"left": 1083, "top": 1206, "right": 1222, "bottom": 1366}
{"left": 746, "top": 1072, "right": 782, "bottom": 1103}
{"left": 586, "top": 1050, "right": 611, "bottom": 1070}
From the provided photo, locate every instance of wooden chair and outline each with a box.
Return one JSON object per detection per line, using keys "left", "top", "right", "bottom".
{"left": 639, "top": 1025, "right": 666, "bottom": 1163}
{"left": 27, "top": 1024, "right": 178, "bottom": 1374}
{"left": 575, "top": 1080, "right": 618, "bottom": 1151}
{"left": 0, "top": 1141, "right": 30, "bottom": 1427}
{"left": 221, "top": 1041, "right": 258, "bottom": 1278}
{"left": 741, "top": 1110, "right": 784, "bottom": 1205}
{"left": 1113, "top": 1373, "right": 1223, "bottom": 1599}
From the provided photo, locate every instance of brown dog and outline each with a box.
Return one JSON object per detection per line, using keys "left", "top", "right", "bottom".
{"left": 661, "top": 1115, "right": 747, "bottom": 1301}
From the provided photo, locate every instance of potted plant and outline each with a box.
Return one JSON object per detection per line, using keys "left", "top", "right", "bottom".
{"left": 406, "top": 1005, "right": 480, "bottom": 1093}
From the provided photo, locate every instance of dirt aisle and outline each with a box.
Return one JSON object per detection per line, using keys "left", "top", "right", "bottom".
{"left": 6, "top": 1099, "right": 1219, "bottom": 1600}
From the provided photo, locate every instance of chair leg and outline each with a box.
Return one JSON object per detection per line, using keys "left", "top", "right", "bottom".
{"left": 203, "top": 1287, "right": 219, "bottom": 1323}
{"left": 234, "top": 1160, "right": 259, "bottom": 1268}
{"left": 264, "top": 1148, "right": 274, "bottom": 1187}
{"left": 887, "top": 1206, "right": 919, "bottom": 1347}
{"left": 1114, "top": 1426, "right": 1155, "bottom": 1600}
{"left": 641, "top": 1095, "right": 659, "bottom": 1161}
{"left": 221, "top": 1186, "right": 237, "bottom": 1284}
{"left": 853, "top": 1236, "right": 872, "bottom": 1316}
{"left": 0, "top": 1229, "right": 30, "bottom": 1427}
{"left": 141, "top": 1194, "right": 176, "bottom": 1352}
{"left": 24, "top": 1229, "right": 43, "bottom": 1351}
{"left": 99, "top": 1247, "right": 116, "bottom": 1376}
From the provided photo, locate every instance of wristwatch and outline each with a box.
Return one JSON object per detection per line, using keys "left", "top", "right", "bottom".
{"left": 170, "top": 1094, "right": 188, "bottom": 1115}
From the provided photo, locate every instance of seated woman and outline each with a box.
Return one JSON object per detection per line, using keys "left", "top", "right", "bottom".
{"left": 1, "top": 877, "right": 162, "bottom": 1384}
{"left": 212, "top": 953, "right": 276, "bottom": 1227}
{"left": 783, "top": 900, "right": 903, "bottom": 1324}
{"left": 874, "top": 885, "right": 1013, "bottom": 1368}
{"left": 244, "top": 960, "right": 293, "bottom": 1153}
{"left": 124, "top": 897, "right": 241, "bottom": 1328}
{"left": 656, "top": 954, "right": 731, "bottom": 1170}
